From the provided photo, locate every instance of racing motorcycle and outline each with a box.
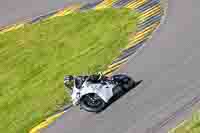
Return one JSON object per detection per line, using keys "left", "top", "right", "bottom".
{"left": 64, "top": 73, "right": 136, "bottom": 112}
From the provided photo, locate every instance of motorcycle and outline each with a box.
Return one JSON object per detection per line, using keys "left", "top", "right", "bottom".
{"left": 64, "top": 73, "right": 136, "bottom": 112}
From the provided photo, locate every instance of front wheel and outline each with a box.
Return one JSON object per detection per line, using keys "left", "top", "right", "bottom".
{"left": 80, "top": 93, "right": 106, "bottom": 112}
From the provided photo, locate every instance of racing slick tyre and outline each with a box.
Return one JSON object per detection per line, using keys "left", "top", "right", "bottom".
{"left": 121, "top": 76, "right": 135, "bottom": 91}
{"left": 80, "top": 93, "right": 106, "bottom": 112}
{"left": 111, "top": 74, "right": 136, "bottom": 91}
{"left": 112, "top": 85, "right": 123, "bottom": 95}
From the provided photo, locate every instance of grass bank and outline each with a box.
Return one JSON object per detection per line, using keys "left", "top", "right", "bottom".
{"left": 0, "top": 8, "right": 138, "bottom": 133}
{"left": 170, "top": 111, "right": 200, "bottom": 133}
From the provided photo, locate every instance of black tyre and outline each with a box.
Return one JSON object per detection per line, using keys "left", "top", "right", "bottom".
{"left": 80, "top": 93, "right": 106, "bottom": 112}
{"left": 121, "top": 77, "right": 135, "bottom": 91}
{"left": 112, "top": 85, "right": 123, "bottom": 95}
{"left": 111, "top": 74, "right": 135, "bottom": 91}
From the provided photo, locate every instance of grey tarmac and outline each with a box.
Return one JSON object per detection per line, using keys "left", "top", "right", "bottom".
{"left": 0, "top": 0, "right": 95, "bottom": 27}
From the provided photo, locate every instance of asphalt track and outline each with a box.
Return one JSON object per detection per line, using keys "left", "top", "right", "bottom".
{"left": 1, "top": 0, "right": 200, "bottom": 133}
{"left": 0, "top": 0, "right": 94, "bottom": 27}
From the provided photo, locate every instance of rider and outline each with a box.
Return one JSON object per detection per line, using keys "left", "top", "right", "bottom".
{"left": 64, "top": 75, "right": 74, "bottom": 89}
{"left": 64, "top": 72, "right": 106, "bottom": 88}
{"left": 88, "top": 72, "right": 103, "bottom": 83}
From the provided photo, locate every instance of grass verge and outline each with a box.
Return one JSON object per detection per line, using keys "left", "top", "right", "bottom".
{"left": 170, "top": 111, "right": 200, "bottom": 133}
{"left": 0, "top": 8, "right": 138, "bottom": 133}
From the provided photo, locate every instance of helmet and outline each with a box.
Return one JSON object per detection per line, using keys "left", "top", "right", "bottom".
{"left": 64, "top": 75, "right": 74, "bottom": 88}
{"left": 64, "top": 75, "right": 73, "bottom": 82}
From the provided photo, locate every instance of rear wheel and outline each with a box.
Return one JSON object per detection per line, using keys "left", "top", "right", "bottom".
{"left": 112, "top": 85, "right": 123, "bottom": 95}
{"left": 80, "top": 93, "right": 106, "bottom": 112}
{"left": 111, "top": 74, "right": 135, "bottom": 91}
{"left": 121, "top": 77, "right": 135, "bottom": 91}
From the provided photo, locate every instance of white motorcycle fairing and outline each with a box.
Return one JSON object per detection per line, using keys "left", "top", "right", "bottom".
{"left": 71, "top": 81, "right": 115, "bottom": 105}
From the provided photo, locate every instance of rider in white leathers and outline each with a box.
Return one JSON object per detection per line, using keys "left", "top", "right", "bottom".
{"left": 64, "top": 73, "right": 107, "bottom": 89}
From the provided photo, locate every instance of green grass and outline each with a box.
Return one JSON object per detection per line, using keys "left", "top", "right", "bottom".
{"left": 0, "top": 8, "right": 138, "bottom": 133}
{"left": 170, "top": 111, "right": 200, "bottom": 133}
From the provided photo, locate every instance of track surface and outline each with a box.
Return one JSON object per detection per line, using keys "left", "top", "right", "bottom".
{"left": 1, "top": 0, "right": 200, "bottom": 133}
{"left": 0, "top": 0, "right": 94, "bottom": 27}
